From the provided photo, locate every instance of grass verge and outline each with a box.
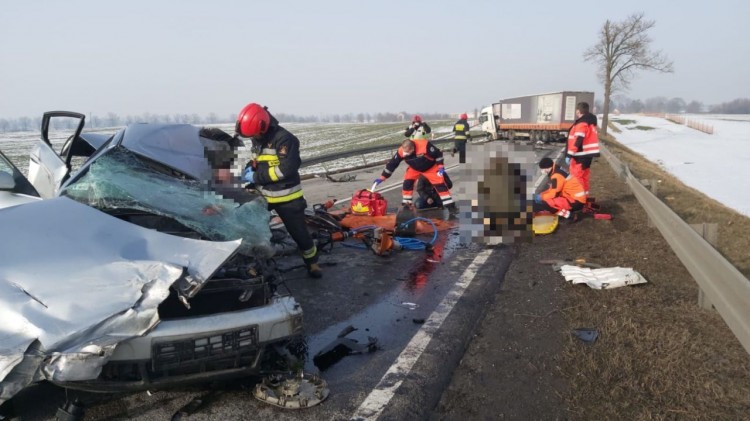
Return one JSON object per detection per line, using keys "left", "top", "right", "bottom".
{"left": 559, "top": 135, "right": 750, "bottom": 419}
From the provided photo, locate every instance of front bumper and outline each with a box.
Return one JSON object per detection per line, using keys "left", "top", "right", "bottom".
{"left": 53, "top": 295, "right": 303, "bottom": 392}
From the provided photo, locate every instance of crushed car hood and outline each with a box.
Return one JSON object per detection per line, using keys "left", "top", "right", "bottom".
{"left": 0, "top": 197, "right": 240, "bottom": 403}
{"left": 118, "top": 123, "right": 214, "bottom": 181}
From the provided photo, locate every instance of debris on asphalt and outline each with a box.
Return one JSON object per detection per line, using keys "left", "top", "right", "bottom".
{"left": 253, "top": 373, "right": 329, "bottom": 409}
{"left": 559, "top": 265, "right": 648, "bottom": 289}
{"left": 313, "top": 333, "right": 379, "bottom": 371}
{"left": 171, "top": 390, "right": 224, "bottom": 420}
{"left": 337, "top": 325, "right": 357, "bottom": 338}
{"left": 400, "top": 301, "right": 419, "bottom": 310}
{"left": 326, "top": 174, "right": 357, "bottom": 183}
{"left": 572, "top": 328, "right": 599, "bottom": 344}
{"left": 55, "top": 399, "right": 84, "bottom": 421}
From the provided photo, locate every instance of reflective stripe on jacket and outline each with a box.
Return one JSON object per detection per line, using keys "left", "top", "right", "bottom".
{"left": 251, "top": 124, "right": 304, "bottom": 203}
{"left": 453, "top": 119, "right": 470, "bottom": 140}
{"left": 381, "top": 138, "right": 443, "bottom": 178}
{"left": 567, "top": 113, "right": 600, "bottom": 158}
{"left": 540, "top": 166, "right": 587, "bottom": 204}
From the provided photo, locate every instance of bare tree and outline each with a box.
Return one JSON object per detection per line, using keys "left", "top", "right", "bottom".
{"left": 584, "top": 12, "right": 674, "bottom": 136}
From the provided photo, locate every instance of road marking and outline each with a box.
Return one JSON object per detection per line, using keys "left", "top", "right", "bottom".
{"left": 350, "top": 248, "right": 493, "bottom": 421}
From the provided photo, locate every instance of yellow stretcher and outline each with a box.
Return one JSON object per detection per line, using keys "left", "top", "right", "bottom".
{"left": 532, "top": 213, "right": 559, "bottom": 235}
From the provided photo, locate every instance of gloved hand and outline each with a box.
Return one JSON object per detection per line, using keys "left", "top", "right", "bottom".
{"left": 533, "top": 193, "right": 542, "bottom": 204}
{"left": 242, "top": 166, "right": 255, "bottom": 184}
{"left": 437, "top": 166, "right": 445, "bottom": 177}
{"left": 373, "top": 177, "right": 384, "bottom": 186}
{"left": 565, "top": 156, "right": 571, "bottom": 165}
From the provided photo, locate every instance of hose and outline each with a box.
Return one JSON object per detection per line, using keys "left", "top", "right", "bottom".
{"left": 394, "top": 217, "right": 439, "bottom": 250}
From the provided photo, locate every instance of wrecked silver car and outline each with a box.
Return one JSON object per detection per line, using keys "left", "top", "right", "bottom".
{"left": 0, "top": 112, "right": 303, "bottom": 403}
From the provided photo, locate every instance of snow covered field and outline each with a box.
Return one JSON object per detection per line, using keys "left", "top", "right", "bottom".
{"left": 609, "top": 114, "right": 750, "bottom": 216}
{"left": 0, "top": 120, "right": 457, "bottom": 176}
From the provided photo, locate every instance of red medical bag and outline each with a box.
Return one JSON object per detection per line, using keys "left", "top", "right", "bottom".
{"left": 350, "top": 190, "right": 388, "bottom": 216}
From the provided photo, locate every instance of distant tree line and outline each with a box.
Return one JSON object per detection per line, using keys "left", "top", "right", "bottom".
{"left": 0, "top": 111, "right": 453, "bottom": 133}
{"left": 593, "top": 96, "right": 750, "bottom": 115}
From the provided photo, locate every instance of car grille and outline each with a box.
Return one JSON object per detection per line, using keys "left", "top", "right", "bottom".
{"left": 152, "top": 326, "right": 259, "bottom": 373}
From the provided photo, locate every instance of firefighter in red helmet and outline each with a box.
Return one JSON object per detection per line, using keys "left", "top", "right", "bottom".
{"left": 452, "top": 112, "right": 471, "bottom": 163}
{"left": 237, "top": 103, "right": 322, "bottom": 278}
{"left": 404, "top": 114, "right": 432, "bottom": 139}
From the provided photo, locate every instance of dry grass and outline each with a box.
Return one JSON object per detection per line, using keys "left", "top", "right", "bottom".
{"left": 557, "top": 139, "right": 750, "bottom": 420}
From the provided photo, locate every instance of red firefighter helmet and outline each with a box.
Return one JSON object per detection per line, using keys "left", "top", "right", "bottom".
{"left": 235, "top": 103, "right": 270, "bottom": 138}
{"left": 460, "top": 113, "right": 468, "bottom": 120}
{"left": 412, "top": 115, "right": 422, "bottom": 123}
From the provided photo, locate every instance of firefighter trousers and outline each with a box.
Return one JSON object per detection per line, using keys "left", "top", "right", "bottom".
{"left": 402, "top": 166, "right": 453, "bottom": 206}
{"left": 268, "top": 197, "right": 318, "bottom": 266}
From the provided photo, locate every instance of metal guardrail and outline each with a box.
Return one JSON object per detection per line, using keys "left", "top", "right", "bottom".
{"left": 300, "top": 133, "right": 456, "bottom": 168}
{"left": 601, "top": 144, "right": 750, "bottom": 354}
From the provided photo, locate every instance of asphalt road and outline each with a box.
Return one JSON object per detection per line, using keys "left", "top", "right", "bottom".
{"left": 7, "top": 141, "right": 561, "bottom": 421}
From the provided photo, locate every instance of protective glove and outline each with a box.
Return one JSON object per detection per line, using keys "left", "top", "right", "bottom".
{"left": 242, "top": 166, "right": 255, "bottom": 184}
{"left": 437, "top": 166, "right": 445, "bottom": 177}
{"left": 533, "top": 193, "right": 542, "bottom": 204}
{"left": 565, "top": 156, "right": 571, "bottom": 166}
{"left": 373, "top": 177, "right": 384, "bottom": 186}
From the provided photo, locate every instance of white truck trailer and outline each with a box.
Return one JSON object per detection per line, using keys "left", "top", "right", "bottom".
{"left": 480, "top": 91, "right": 594, "bottom": 142}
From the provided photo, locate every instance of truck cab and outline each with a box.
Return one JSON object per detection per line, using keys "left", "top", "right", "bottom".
{"left": 479, "top": 106, "right": 499, "bottom": 140}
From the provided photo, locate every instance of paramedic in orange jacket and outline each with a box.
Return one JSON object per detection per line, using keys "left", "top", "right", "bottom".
{"left": 566, "top": 102, "right": 599, "bottom": 195}
{"left": 533, "top": 157, "right": 587, "bottom": 220}
{"left": 374, "top": 131, "right": 457, "bottom": 211}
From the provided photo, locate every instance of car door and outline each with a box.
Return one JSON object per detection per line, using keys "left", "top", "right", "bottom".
{"left": 0, "top": 149, "right": 41, "bottom": 208}
{"left": 27, "top": 111, "right": 86, "bottom": 198}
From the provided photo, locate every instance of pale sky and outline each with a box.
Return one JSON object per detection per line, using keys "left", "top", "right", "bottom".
{"left": 1, "top": 0, "right": 748, "bottom": 119}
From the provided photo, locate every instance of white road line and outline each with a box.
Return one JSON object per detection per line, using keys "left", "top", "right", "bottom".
{"left": 350, "top": 248, "right": 493, "bottom": 421}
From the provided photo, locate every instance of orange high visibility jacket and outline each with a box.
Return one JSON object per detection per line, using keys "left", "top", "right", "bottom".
{"left": 540, "top": 166, "right": 587, "bottom": 204}
{"left": 381, "top": 138, "right": 443, "bottom": 178}
{"left": 567, "top": 113, "right": 600, "bottom": 158}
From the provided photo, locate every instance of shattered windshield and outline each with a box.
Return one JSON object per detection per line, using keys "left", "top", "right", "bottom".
{"left": 60, "top": 147, "right": 273, "bottom": 257}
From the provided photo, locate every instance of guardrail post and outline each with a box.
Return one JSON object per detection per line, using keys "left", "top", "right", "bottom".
{"left": 361, "top": 154, "right": 368, "bottom": 166}
{"left": 640, "top": 179, "right": 659, "bottom": 226}
{"left": 689, "top": 223, "right": 719, "bottom": 310}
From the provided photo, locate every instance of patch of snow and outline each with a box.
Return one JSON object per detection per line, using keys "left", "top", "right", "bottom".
{"left": 610, "top": 114, "right": 750, "bottom": 216}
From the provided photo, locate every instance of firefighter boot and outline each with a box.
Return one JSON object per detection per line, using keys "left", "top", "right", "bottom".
{"left": 307, "top": 263, "right": 323, "bottom": 279}
{"left": 446, "top": 202, "right": 459, "bottom": 218}
{"left": 303, "top": 245, "right": 322, "bottom": 278}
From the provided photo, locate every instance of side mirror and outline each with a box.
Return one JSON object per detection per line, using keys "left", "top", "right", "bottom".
{"left": 0, "top": 171, "right": 16, "bottom": 190}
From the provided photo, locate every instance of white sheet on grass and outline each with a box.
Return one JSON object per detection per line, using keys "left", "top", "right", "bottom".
{"left": 559, "top": 265, "right": 648, "bottom": 290}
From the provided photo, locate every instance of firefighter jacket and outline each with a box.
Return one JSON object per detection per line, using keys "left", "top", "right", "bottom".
{"left": 540, "top": 165, "right": 587, "bottom": 204}
{"left": 250, "top": 121, "right": 304, "bottom": 204}
{"left": 380, "top": 138, "right": 443, "bottom": 179}
{"left": 404, "top": 122, "right": 432, "bottom": 138}
{"left": 566, "top": 112, "right": 600, "bottom": 158}
{"left": 452, "top": 118, "right": 470, "bottom": 140}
